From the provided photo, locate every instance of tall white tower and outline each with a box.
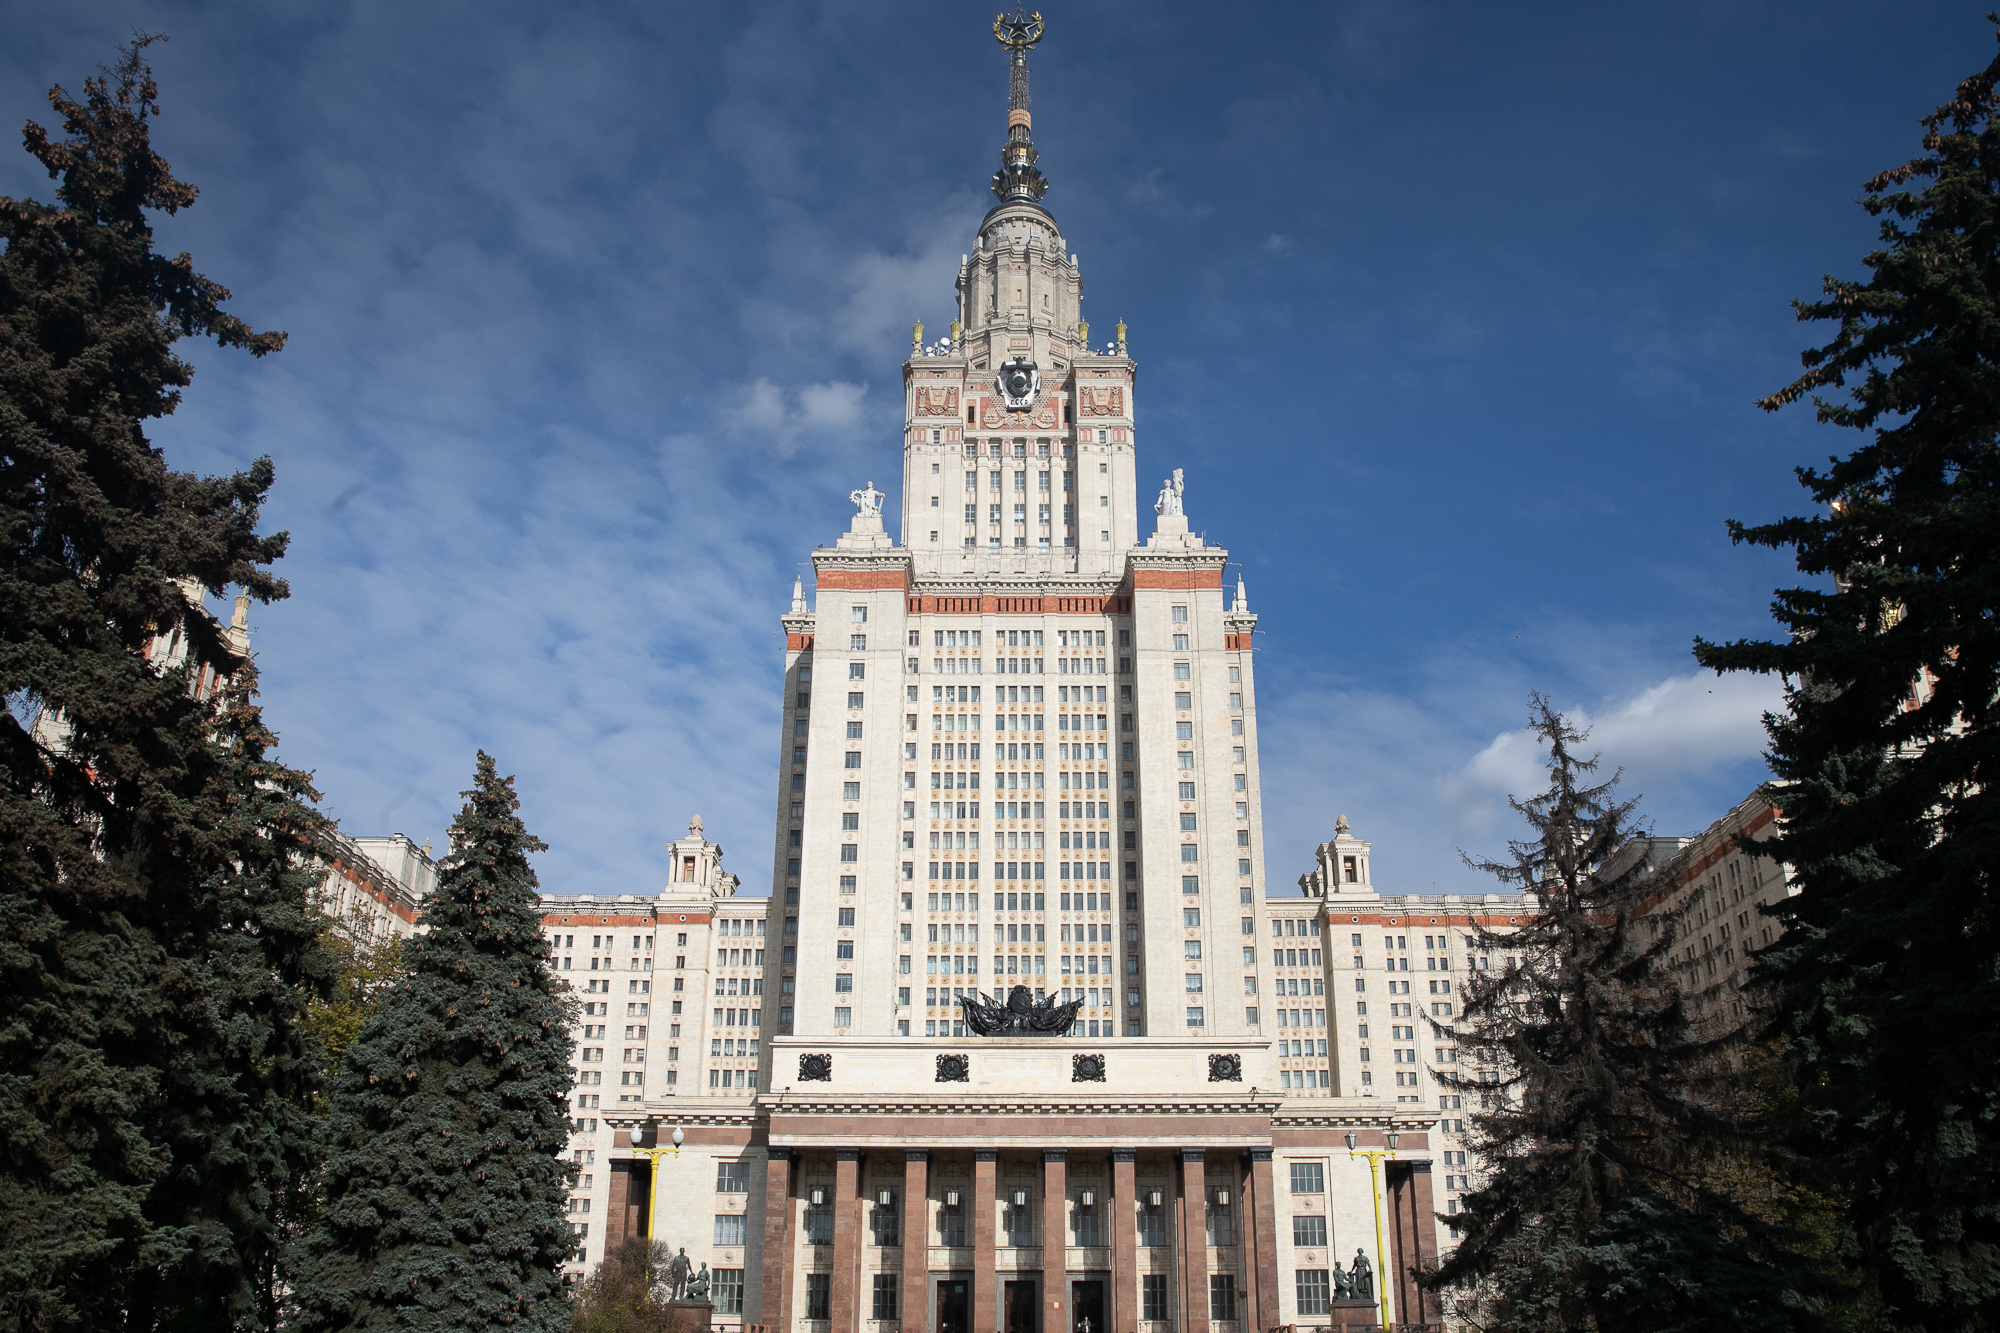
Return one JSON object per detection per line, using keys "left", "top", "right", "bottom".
{"left": 763, "top": 9, "right": 1271, "bottom": 1060}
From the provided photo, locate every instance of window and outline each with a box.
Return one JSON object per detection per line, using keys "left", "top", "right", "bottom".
{"left": 1207, "top": 1194, "right": 1235, "bottom": 1246}
{"left": 850, "top": 635, "right": 866, "bottom": 650}
{"left": 1143, "top": 1275, "right": 1169, "bottom": 1320}
{"left": 714, "top": 1269, "right": 746, "bottom": 1316}
{"left": 804, "top": 1200, "right": 833, "bottom": 1245}
{"left": 1186, "top": 1006, "right": 1205, "bottom": 1027}
{"left": 716, "top": 1162, "right": 750, "bottom": 1193}
{"left": 1139, "top": 1201, "right": 1166, "bottom": 1247}
{"left": 1005, "top": 1192, "right": 1034, "bottom": 1245}
{"left": 1209, "top": 1275, "right": 1236, "bottom": 1321}
{"left": 1292, "top": 1214, "right": 1328, "bottom": 1248}
{"left": 806, "top": 1274, "right": 832, "bottom": 1321}
{"left": 1295, "top": 1270, "right": 1331, "bottom": 1317}
{"left": 1073, "top": 1190, "right": 1101, "bottom": 1246}
{"left": 713, "top": 1214, "right": 746, "bottom": 1246}
{"left": 939, "top": 1199, "right": 966, "bottom": 1246}
{"left": 872, "top": 1193, "right": 901, "bottom": 1246}
{"left": 834, "top": 1006, "right": 852, "bottom": 1025}
{"left": 1184, "top": 908, "right": 1201, "bottom": 926}
{"left": 1290, "top": 1162, "right": 1325, "bottom": 1195}
{"left": 872, "top": 1275, "right": 900, "bottom": 1320}
{"left": 838, "top": 906, "right": 857, "bottom": 926}
{"left": 844, "top": 752, "right": 862, "bottom": 769}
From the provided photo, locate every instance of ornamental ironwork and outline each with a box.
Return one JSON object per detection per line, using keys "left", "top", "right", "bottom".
{"left": 1208, "top": 1053, "right": 1243, "bottom": 1083}
{"left": 799, "top": 1052, "right": 833, "bottom": 1082}
{"left": 959, "top": 985, "right": 1083, "bottom": 1036}
{"left": 1072, "top": 1053, "right": 1106, "bottom": 1083}
{"left": 936, "top": 1053, "right": 971, "bottom": 1083}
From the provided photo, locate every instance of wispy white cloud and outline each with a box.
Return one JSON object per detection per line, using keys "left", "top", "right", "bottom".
{"left": 1441, "top": 670, "right": 1782, "bottom": 844}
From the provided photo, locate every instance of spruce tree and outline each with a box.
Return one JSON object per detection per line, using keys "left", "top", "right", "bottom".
{"left": 1424, "top": 698, "right": 1827, "bottom": 1333}
{"left": 0, "top": 37, "right": 319, "bottom": 1333}
{"left": 1694, "top": 23, "right": 2000, "bottom": 1330}
{"left": 154, "top": 659, "right": 338, "bottom": 1332}
{"left": 295, "top": 753, "right": 577, "bottom": 1333}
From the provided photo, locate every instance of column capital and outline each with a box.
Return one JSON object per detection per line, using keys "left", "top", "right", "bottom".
{"left": 1043, "top": 1148, "right": 1068, "bottom": 1163}
{"left": 1249, "top": 1148, "right": 1273, "bottom": 1162}
{"left": 768, "top": 1146, "right": 795, "bottom": 1163}
{"left": 837, "top": 1148, "right": 862, "bottom": 1161}
{"left": 975, "top": 1148, "right": 999, "bottom": 1162}
{"left": 1178, "top": 1148, "right": 1207, "bottom": 1165}
{"left": 1111, "top": 1148, "right": 1137, "bottom": 1163}
{"left": 906, "top": 1148, "right": 932, "bottom": 1163}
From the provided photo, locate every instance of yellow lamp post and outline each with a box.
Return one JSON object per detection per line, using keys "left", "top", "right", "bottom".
{"left": 1345, "top": 1129, "right": 1398, "bottom": 1329}
{"left": 632, "top": 1126, "right": 686, "bottom": 1237}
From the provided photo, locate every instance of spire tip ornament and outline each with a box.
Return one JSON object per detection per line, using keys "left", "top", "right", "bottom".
{"left": 990, "top": 9, "right": 1050, "bottom": 203}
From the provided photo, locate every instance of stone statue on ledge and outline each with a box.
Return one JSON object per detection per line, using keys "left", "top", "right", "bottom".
{"left": 1350, "top": 1248, "right": 1374, "bottom": 1302}
{"left": 685, "top": 1261, "right": 711, "bottom": 1303}
{"left": 959, "top": 984, "right": 1083, "bottom": 1036}
{"left": 1332, "top": 1261, "right": 1352, "bottom": 1300}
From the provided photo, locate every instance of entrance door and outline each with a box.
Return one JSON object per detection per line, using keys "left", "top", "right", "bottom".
{"left": 1004, "top": 1280, "right": 1038, "bottom": 1333}
{"left": 937, "top": 1280, "right": 969, "bottom": 1333}
{"left": 1070, "top": 1281, "right": 1105, "bottom": 1333}
{"left": 936, "top": 1272, "right": 968, "bottom": 1328}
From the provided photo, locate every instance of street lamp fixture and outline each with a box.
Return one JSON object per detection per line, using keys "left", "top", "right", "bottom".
{"left": 810, "top": 1187, "right": 827, "bottom": 1206}
{"left": 878, "top": 1189, "right": 895, "bottom": 1207}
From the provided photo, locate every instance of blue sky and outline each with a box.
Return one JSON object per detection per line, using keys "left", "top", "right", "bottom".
{"left": 2, "top": 0, "right": 1976, "bottom": 898}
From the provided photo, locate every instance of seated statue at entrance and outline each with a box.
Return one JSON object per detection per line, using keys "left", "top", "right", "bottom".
{"left": 958, "top": 985, "right": 1083, "bottom": 1036}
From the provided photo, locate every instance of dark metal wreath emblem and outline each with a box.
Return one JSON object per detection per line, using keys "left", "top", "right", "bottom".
{"left": 936, "top": 1053, "right": 971, "bottom": 1083}
{"left": 1072, "top": 1053, "right": 1107, "bottom": 1083}
{"left": 1208, "top": 1053, "right": 1243, "bottom": 1083}
{"left": 798, "top": 1052, "right": 833, "bottom": 1082}
{"left": 959, "top": 984, "right": 1083, "bottom": 1036}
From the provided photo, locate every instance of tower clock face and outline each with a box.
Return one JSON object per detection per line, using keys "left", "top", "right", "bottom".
{"left": 997, "top": 358, "right": 1040, "bottom": 410}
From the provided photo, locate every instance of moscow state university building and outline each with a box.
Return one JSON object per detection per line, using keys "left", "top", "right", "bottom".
{"left": 596, "top": 22, "right": 1445, "bottom": 1333}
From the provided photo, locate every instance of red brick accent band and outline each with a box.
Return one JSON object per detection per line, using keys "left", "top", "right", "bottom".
{"left": 817, "top": 568, "right": 910, "bottom": 590}
{"left": 1130, "top": 568, "right": 1224, "bottom": 589}
{"left": 907, "top": 594, "right": 1132, "bottom": 615}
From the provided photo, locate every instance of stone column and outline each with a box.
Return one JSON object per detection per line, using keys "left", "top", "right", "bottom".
{"left": 1177, "top": 1150, "right": 1209, "bottom": 1333}
{"left": 904, "top": 1151, "right": 931, "bottom": 1333}
{"left": 833, "top": 1150, "right": 862, "bottom": 1333}
{"left": 1386, "top": 1161, "right": 1440, "bottom": 1327}
{"left": 1110, "top": 1151, "right": 1137, "bottom": 1333}
{"left": 974, "top": 1150, "right": 998, "bottom": 1333}
{"left": 607, "top": 1159, "right": 635, "bottom": 1250}
{"left": 1247, "top": 1150, "right": 1279, "bottom": 1333}
{"left": 761, "top": 1149, "right": 796, "bottom": 1333}
{"left": 1042, "top": 1150, "right": 1068, "bottom": 1333}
